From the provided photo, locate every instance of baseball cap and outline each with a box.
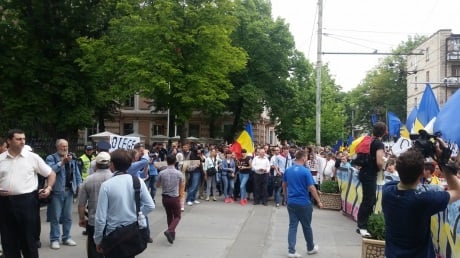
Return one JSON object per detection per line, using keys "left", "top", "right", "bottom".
{"left": 97, "top": 141, "right": 111, "bottom": 151}
{"left": 96, "top": 152, "right": 111, "bottom": 165}
{"left": 85, "top": 145, "right": 93, "bottom": 151}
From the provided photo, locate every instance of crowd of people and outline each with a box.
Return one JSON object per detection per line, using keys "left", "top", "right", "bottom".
{"left": 1, "top": 124, "right": 460, "bottom": 258}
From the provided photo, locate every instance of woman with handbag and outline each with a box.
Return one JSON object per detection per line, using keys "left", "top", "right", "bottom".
{"left": 204, "top": 149, "right": 220, "bottom": 201}
{"left": 221, "top": 151, "right": 236, "bottom": 203}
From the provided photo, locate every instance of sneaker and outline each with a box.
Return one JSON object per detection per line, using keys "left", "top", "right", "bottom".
{"left": 240, "top": 199, "right": 246, "bottom": 206}
{"left": 213, "top": 197, "right": 217, "bottom": 201}
{"left": 194, "top": 200, "right": 200, "bottom": 204}
{"left": 357, "top": 228, "right": 371, "bottom": 238}
{"left": 229, "top": 198, "right": 234, "bottom": 203}
{"left": 276, "top": 203, "right": 280, "bottom": 208}
{"left": 36, "top": 240, "right": 42, "bottom": 248}
{"left": 206, "top": 197, "right": 210, "bottom": 201}
{"left": 164, "top": 231, "right": 174, "bottom": 244}
{"left": 287, "top": 252, "right": 302, "bottom": 258}
{"left": 181, "top": 207, "right": 185, "bottom": 212}
{"left": 307, "top": 245, "right": 319, "bottom": 255}
{"left": 50, "top": 241, "right": 60, "bottom": 250}
{"left": 186, "top": 201, "right": 193, "bottom": 206}
{"left": 224, "top": 198, "right": 230, "bottom": 203}
{"left": 62, "top": 239, "right": 77, "bottom": 246}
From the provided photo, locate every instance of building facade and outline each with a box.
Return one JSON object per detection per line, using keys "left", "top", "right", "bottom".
{"left": 88, "top": 94, "right": 279, "bottom": 147}
{"left": 406, "top": 29, "right": 460, "bottom": 115}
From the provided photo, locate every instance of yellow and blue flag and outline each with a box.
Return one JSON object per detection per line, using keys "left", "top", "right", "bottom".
{"left": 413, "top": 84, "right": 439, "bottom": 133}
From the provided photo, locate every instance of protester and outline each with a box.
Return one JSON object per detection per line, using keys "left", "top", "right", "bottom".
{"left": 94, "top": 149, "right": 155, "bottom": 257}
{"left": 382, "top": 148, "right": 460, "bottom": 257}
{"left": 237, "top": 149, "right": 253, "bottom": 205}
{"left": 283, "top": 150, "right": 322, "bottom": 257}
{"left": 157, "top": 155, "right": 183, "bottom": 244}
{"left": 221, "top": 151, "right": 236, "bottom": 203}
{"left": 273, "top": 146, "right": 292, "bottom": 207}
{"left": 357, "top": 122, "right": 386, "bottom": 237}
{"left": 0, "top": 129, "right": 56, "bottom": 258}
{"left": 204, "top": 149, "right": 220, "bottom": 201}
{"left": 46, "top": 139, "right": 82, "bottom": 250}
{"left": 77, "top": 152, "right": 112, "bottom": 258}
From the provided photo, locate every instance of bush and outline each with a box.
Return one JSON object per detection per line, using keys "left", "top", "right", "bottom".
{"left": 320, "top": 180, "right": 339, "bottom": 193}
{"left": 367, "top": 213, "right": 385, "bottom": 240}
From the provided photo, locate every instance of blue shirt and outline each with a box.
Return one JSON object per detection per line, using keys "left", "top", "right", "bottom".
{"left": 283, "top": 164, "right": 315, "bottom": 206}
{"left": 46, "top": 153, "right": 82, "bottom": 194}
{"left": 127, "top": 154, "right": 149, "bottom": 177}
{"left": 94, "top": 174, "right": 155, "bottom": 245}
{"left": 382, "top": 181, "right": 449, "bottom": 258}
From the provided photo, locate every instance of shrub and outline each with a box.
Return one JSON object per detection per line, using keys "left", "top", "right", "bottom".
{"left": 367, "top": 212, "right": 386, "bottom": 240}
{"left": 320, "top": 180, "right": 339, "bottom": 193}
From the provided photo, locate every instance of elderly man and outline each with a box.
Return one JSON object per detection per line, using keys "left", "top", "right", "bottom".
{"left": 46, "top": 139, "right": 82, "bottom": 250}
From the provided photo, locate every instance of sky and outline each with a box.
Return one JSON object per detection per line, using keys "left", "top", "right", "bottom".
{"left": 270, "top": 0, "right": 460, "bottom": 92}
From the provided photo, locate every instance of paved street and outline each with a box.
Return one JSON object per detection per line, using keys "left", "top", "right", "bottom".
{"left": 37, "top": 198, "right": 361, "bottom": 258}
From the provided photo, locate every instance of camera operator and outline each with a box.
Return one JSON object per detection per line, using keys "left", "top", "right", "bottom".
{"left": 382, "top": 138, "right": 460, "bottom": 258}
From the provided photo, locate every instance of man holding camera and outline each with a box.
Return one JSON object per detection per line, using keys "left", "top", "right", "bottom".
{"left": 46, "top": 139, "right": 82, "bottom": 250}
{"left": 382, "top": 141, "right": 460, "bottom": 257}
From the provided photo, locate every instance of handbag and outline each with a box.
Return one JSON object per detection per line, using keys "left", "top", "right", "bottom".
{"left": 273, "top": 175, "right": 282, "bottom": 188}
{"left": 100, "top": 176, "right": 149, "bottom": 257}
{"left": 206, "top": 158, "right": 217, "bottom": 176}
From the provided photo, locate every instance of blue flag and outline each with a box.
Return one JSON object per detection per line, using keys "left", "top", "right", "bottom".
{"left": 371, "top": 113, "right": 378, "bottom": 126}
{"left": 387, "top": 111, "right": 401, "bottom": 138}
{"left": 346, "top": 135, "right": 354, "bottom": 147}
{"left": 434, "top": 89, "right": 460, "bottom": 145}
{"left": 333, "top": 138, "right": 343, "bottom": 152}
{"left": 406, "top": 106, "right": 418, "bottom": 132}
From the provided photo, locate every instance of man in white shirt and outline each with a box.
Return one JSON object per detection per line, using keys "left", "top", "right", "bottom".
{"left": 252, "top": 149, "right": 271, "bottom": 205}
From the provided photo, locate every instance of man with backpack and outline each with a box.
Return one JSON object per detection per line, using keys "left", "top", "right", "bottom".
{"left": 356, "top": 121, "right": 386, "bottom": 237}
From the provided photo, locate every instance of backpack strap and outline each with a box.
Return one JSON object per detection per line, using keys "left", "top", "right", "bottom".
{"left": 131, "top": 175, "right": 141, "bottom": 215}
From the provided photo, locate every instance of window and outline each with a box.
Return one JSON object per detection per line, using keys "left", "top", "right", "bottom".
{"left": 425, "top": 47, "right": 429, "bottom": 61}
{"left": 452, "top": 65, "right": 460, "bottom": 77}
{"left": 425, "top": 71, "right": 430, "bottom": 82}
{"left": 414, "top": 97, "right": 418, "bottom": 107}
{"left": 414, "top": 76, "right": 418, "bottom": 90}
{"left": 124, "top": 96, "right": 134, "bottom": 108}
{"left": 188, "top": 124, "right": 200, "bottom": 137}
{"left": 123, "top": 123, "right": 134, "bottom": 135}
{"left": 151, "top": 124, "right": 165, "bottom": 135}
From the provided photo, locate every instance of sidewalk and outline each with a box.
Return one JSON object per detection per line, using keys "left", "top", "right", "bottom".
{"left": 37, "top": 198, "right": 362, "bottom": 258}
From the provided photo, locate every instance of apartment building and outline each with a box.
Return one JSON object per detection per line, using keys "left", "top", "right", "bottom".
{"left": 406, "top": 29, "right": 460, "bottom": 115}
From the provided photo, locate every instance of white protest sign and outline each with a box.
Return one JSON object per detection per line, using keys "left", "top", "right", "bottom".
{"left": 109, "top": 135, "right": 140, "bottom": 152}
{"left": 391, "top": 137, "right": 412, "bottom": 157}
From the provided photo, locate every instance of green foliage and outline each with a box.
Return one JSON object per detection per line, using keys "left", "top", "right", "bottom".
{"left": 367, "top": 212, "right": 386, "bottom": 240}
{"left": 320, "top": 180, "right": 339, "bottom": 193}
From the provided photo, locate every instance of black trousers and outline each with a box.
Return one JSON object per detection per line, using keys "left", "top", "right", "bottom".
{"left": 357, "top": 172, "right": 377, "bottom": 229}
{"left": 86, "top": 224, "right": 104, "bottom": 258}
{"left": 0, "top": 191, "right": 39, "bottom": 258}
{"left": 253, "top": 173, "right": 268, "bottom": 204}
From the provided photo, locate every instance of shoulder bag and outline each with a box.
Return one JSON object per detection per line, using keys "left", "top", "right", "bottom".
{"left": 100, "top": 175, "right": 149, "bottom": 257}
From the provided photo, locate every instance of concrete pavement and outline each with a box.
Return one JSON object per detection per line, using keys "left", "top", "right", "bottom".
{"left": 37, "top": 198, "right": 361, "bottom": 258}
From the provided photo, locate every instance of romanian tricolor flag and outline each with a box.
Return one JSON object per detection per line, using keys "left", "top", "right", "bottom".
{"left": 229, "top": 122, "right": 255, "bottom": 158}
{"left": 413, "top": 84, "right": 439, "bottom": 134}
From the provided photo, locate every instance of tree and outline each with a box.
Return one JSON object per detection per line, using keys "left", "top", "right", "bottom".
{"left": 77, "top": 0, "right": 248, "bottom": 139}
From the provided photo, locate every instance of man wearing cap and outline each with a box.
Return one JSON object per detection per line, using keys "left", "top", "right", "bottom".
{"left": 89, "top": 141, "right": 111, "bottom": 175}
{"left": 79, "top": 145, "right": 95, "bottom": 180}
{"left": 77, "top": 152, "right": 112, "bottom": 258}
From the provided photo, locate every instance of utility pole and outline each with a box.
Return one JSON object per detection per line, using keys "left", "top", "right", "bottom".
{"left": 315, "top": 0, "right": 323, "bottom": 146}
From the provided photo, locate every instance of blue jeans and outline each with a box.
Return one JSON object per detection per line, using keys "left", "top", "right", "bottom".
{"left": 274, "top": 185, "right": 283, "bottom": 204}
{"left": 186, "top": 172, "right": 201, "bottom": 202}
{"left": 221, "top": 174, "right": 235, "bottom": 198}
{"left": 287, "top": 204, "right": 315, "bottom": 254}
{"left": 239, "top": 173, "right": 250, "bottom": 199}
{"left": 148, "top": 175, "right": 158, "bottom": 201}
{"left": 48, "top": 190, "right": 74, "bottom": 242}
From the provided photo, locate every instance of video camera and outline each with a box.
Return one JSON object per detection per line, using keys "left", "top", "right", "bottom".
{"left": 410, "top": 130, "right": 455, "bottom": 174}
